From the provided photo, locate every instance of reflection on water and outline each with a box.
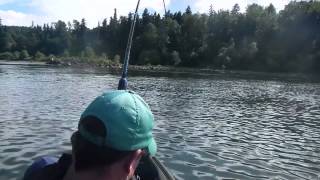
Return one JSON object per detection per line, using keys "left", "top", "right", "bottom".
{"left": 0, "top": 64, "right": 319, "bottom": 180}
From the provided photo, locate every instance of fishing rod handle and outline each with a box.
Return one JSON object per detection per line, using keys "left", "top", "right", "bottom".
{"left": 118, "top": 77, "right": 128, "bottom": 90}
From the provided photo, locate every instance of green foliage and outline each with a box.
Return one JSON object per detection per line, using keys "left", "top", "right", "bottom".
{"left": 113, "top": 54, "right": 121, "bottom": 64}
{"left": 63, "top": 50, "right": 70, "bottom": 57}
{"left": 171, "top": 51, "right": 181, "bottom": 66}
{"left": 0, "top": 52, "right": 13, "bottom": 60}
{"left": 83, "top": 46, "right": 95, "bottom": 58}
{"left": 35, "top": 51, "right": 46, "bottom": 61}
{"left": 19, "top": 50, "right": 30, "bottom": 60}
{"left": 0, "top": 32, "right": 15, "bottom": 52}
{"left": 142, "top": 23, "right": 159, "bottom": 47}
{"left": 101, "top": 53, "right": 108, "bottom": 59}
{"left": 138, "top": 50, "right": 161, "bottom": 65}
{"left": 13, "top": 51, "right": 20, "bottom": 60}
{"left": 0, "top": 2, "right": 319, "bottom": 73}
{"left": 231, "top": 4, "right": 240, "bottom": 15}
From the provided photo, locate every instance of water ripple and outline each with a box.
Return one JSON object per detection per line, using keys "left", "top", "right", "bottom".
{"left": 0, "top": 64, "right": 320, "bottom": 179}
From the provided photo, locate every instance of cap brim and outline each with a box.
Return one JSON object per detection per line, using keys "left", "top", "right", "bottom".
{"left": 146, "top": 137, "right": 157, "bottom": 156}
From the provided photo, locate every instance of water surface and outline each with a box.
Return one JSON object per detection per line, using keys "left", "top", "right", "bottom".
{"left": 0, "top": 64, "right": 319, "bottom": 180}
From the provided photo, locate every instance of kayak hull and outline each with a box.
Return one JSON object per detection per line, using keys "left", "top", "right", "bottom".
{"left": 136, "top": 155, "right": 175, "bottom": 180}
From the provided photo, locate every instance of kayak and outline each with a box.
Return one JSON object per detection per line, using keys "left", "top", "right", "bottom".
{"left": 136, "top": 155, "right": 175, "bottom": 180}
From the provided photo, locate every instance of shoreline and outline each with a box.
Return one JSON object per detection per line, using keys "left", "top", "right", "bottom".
{"left": 1, "top": 59, "right": 319, "bottom": 83}
{"left": 0, "top": 60, "right": 47, "bottom": 66}
{"left": 48, "top": 60, "right": 320, "bottom": 82}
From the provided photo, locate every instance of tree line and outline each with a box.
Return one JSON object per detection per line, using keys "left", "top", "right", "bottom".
{"left": 0, "top": 1, "right": 319, "bottom": 73}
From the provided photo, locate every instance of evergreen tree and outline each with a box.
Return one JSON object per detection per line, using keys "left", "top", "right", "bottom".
{"left": 185, "top": 6, "right": 192, "bottom": 15}
{"left": 231, "top": 4, "right": 240, "bottom": 15}
{"left": 209, "top": 4, "right": 215, "bottom": 16}
{"left": 0, "top": 2, "right": 319, "bottom": 73}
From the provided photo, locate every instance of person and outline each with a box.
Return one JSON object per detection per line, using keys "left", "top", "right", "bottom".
{"left": 24, "top": 90, "right": 157, "bottom": 180}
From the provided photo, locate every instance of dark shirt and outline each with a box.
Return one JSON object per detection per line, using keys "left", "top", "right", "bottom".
{"left": 23, "top": 154, "right": 169, "bottom": 180}
{"left": 23, "top": 154, "right": 140, "bottom": 180}
{"left": 23, "top": 154, "right": 72, "bottom": 180}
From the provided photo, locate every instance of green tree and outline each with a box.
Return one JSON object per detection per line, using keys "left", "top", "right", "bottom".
{"left": 209, "top": 4, "right": 215, "bottom": 16}
{"left": 0, "top": 2, "right": 319, "bottom": 73}
{"left": 138, "top": 50, "right": 161, "bottom": 65}
{"left": 35, "top": 51, "right": 46, "bottom": 61}
{"left": 0, "top": 52, "right": 13, "bottom": 60}
{"left": 0, "top": 31, "right": 15, "bottom": 52}
{"left": 185, "top": 6, "right": 192, "bottom": 15}
{"left": 231, "top": 4, "right": 240, "bottom": 15}
{"left": 20, "top": 50, "right": 30, "bottom": 60}
{"left": 83, "top": 46, "right": 95, "bottom": 58}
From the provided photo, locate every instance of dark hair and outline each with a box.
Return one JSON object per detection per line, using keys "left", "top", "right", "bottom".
{"left": 71, "top": 116, "right": 134, "bottom": 172}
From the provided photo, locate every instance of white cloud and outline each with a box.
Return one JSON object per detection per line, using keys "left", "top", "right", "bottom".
{"left": 194, "top": 0, "right": 291, "bottom": 13}
{"left": 0, "top": 10, "right": 53, "bottom": 26}
{"left": 28, "top": 0, "right": 171, "bottom": 28}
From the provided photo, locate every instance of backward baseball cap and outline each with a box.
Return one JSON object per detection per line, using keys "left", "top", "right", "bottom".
{"left": 78, "top": 90, "right": 157, "bottom": 156}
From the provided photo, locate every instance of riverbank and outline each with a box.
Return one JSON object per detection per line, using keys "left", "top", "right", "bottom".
{"left": 0, "top": 60, "right": 47, "bottom": 66}
{"left": 0, "top": 58, "right": 224, "bottom": 74}
{"left": 1, "top": 59, "right": 319, "bottom": 83}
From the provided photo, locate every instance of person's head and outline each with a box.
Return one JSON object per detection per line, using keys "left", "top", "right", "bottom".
{"left": 71, "top": 90, "right": 156, "bottom": 179}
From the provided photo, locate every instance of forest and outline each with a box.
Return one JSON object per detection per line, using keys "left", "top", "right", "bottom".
{"left": 0, "top": 1, "right": 319, "bottom": 73}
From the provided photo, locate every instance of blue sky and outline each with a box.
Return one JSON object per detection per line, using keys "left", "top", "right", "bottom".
{"left": 0, "top": 0, "right": 292, "bottom": 28}
{"left": 0, "top": 0, "right": 30, "bottom": 13}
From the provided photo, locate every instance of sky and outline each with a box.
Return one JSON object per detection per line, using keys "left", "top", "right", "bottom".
{"left": 0, "top": 0, "right": 293, "bottom": 28}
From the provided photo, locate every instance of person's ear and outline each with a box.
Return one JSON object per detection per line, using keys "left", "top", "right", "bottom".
{"left": 124, "top": 149, "right": 144, "bottom": 176}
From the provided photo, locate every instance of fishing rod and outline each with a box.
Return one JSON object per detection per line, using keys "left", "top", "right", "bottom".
{"left": 118, "top": 0, "right": 167, "bottom": 90}
{"left": 118, "top": 0, "right": 140, "bottom": 90}
{"left": 118, "top": 0, "right": 141, "bottom": 90}
{"left": 163, "top": 0, "right": 167, "bottom": 15}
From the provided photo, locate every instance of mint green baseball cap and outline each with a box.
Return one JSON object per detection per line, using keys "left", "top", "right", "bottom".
{"left": 78, "top": 90, "right": 157, "bottom": 156}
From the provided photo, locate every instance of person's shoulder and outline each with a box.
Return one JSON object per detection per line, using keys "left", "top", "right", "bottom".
{"left": 23, "top": 154, "right": 72, "bottom": 180}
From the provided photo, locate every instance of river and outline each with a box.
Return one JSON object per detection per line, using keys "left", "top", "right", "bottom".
{"left": 0, "top": 63, "right": 319, "bottom": 180}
